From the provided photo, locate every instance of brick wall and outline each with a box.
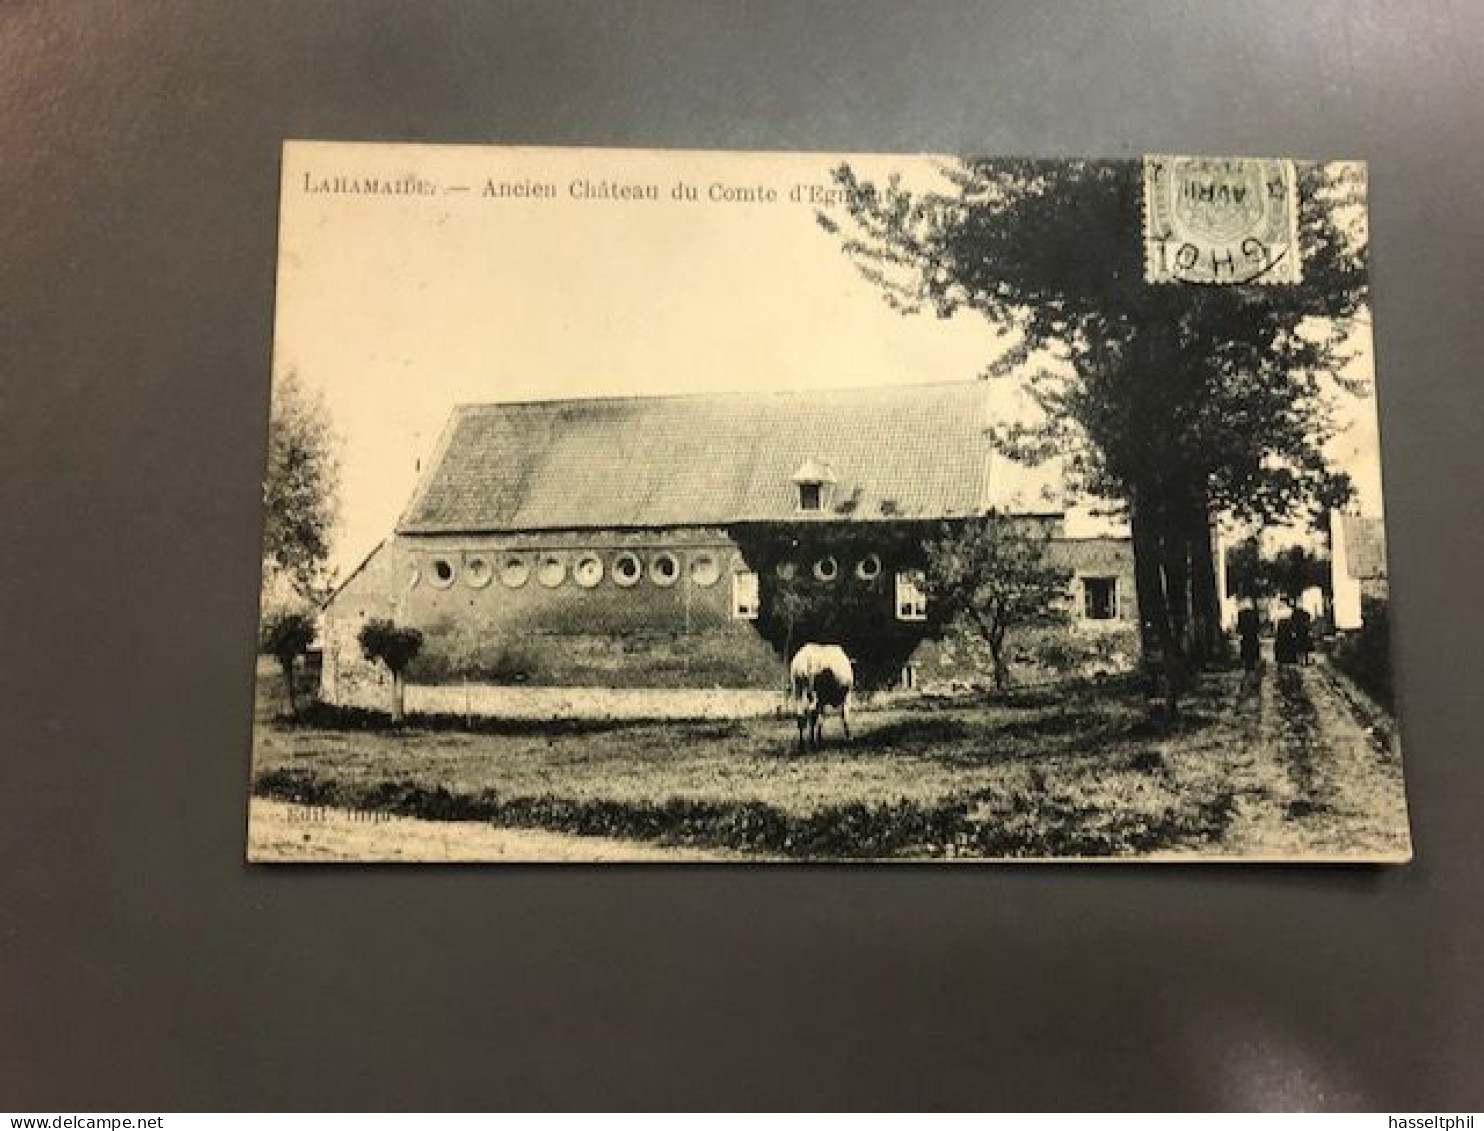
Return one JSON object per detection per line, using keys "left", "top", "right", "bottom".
{"left": 322, "top": 528, "right": 789, "bottom": 701}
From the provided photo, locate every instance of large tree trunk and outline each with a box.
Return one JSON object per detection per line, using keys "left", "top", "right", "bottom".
{"left": 1186, "top": 501, "right": 1223, "bottom": 667}
{"left": 1131, "top": 495, "right": 1187, "bottom": 714}
{"left": 391, "top": 671, "right": 406, "bottom": 723}
{"left": 279, "top": 656, "right": 297, "bottom": 717}
{"left": 783, "top": 622, "right": 794, "bottom": 701}
{"left": 1131, "top": 501, "right": 1164, "bottom": 668}
{"left": 1164, "top": 519, "right": 1193, "bottom": 659}
{"left": 1119, "top": 315, "right": 1197, "bottom": 714}
{"left": 989, "top": 641, "right": 1009, "bottom": 691}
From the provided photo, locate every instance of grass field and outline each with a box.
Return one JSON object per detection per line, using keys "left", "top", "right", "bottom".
{"left": 249, "top": 662, "right": 1265, "bottom": 859}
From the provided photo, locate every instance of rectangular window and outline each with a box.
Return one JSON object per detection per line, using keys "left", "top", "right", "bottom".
{"left": 732, "top": 570, "right": 760, "bottom": 620}
{"left": 1082, "top": 576, "right": 1117, "bottom": 620}
{"left": 895, "top": 570, "right": 928, "bottom": 621}
{"left": 797, "top": 482, "right": 823, "bottom": 512}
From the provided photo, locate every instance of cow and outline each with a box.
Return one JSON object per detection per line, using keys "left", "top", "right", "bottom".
{"left": 790, "top": 643, "right": 854, "bottom": 750}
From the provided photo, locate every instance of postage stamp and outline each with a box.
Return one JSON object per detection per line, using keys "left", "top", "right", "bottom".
{"left": 1143, "top": 155, "right": 1301, "bottom": 285}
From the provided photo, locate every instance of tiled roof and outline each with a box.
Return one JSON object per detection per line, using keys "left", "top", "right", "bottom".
{"left": 397, "top": 381, "right": 1062, "bottom": 533}
{"left": 1341, "top": 514, "right": 1388, "bottom": 581}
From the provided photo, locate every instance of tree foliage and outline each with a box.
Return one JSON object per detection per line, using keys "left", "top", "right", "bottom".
{"left": 1272, "top": 544, "right": 1329, "bottom": 609}
{"left": 922, "top": 514, "right": 1071, "bottom": 689}
{"left": 822, "top": 157, "right": 1370, "bottom": 707}
{"left": 262, "top": 610, "right": 316, "bottom": 663}
{"left": 1224, "top": 536, "right": 1267, "bottom": 601}
{"left": 1226, "top": 537, "right": 1329, "bottom": 608}
{"left": 822, "top": 159, "right": 1367, "bottom": 515}
{"left": 263, "top": 370, "right": 340, "bottom": 600}
{"left": 358, "top": 619, "right": 424, "bottom": 674}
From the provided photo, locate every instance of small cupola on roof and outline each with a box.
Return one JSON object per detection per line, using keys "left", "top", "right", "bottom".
{"left": 791, "top": 458, "right": 837, "bottom": 513}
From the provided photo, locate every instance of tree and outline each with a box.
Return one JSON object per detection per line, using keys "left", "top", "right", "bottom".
{"left": 1224, "top": 536, "right": 1268, "bottom": 603}
{"left": 262, "top": 370, "right": 340, "bottom": 601}
{"left": 260, "top": 611, "right": 315, "bottom": 717}
{"left": 1272, "top": 544, "right": 1329, "bottom": 612}
{"left": 822, "top": 158, "right": 1368, "bottom": 710}
{"left": 769, "top": 572, "right": 813, "bottom": 692}
{"left": 1225, "top": 537, "right": 1329, "bottom": 612}
{"left": 358, "top": 619, "right": 424, "bottom": 723}
{"left": 922, "top": 514, "right": 1071, "bottom": 691}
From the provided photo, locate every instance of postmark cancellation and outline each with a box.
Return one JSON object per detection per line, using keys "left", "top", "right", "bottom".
{"left": 1143, "top": 155, "right": 1301, "bottom": 286}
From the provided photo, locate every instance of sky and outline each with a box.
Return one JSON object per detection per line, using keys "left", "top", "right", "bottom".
{"left": 271, "top": 142, "right": 1385, "bottom": 578}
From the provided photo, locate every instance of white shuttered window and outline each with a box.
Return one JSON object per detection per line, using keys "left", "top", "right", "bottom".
{"left": 732, "top": 570, "right": 760, "bottom": 620}
{"left": 895, "top": 571, "right": 928, "bottom": 621}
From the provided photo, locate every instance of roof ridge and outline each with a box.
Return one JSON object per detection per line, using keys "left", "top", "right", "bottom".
{"left": 448, "top": 378, "right": 986, "bottom": 412}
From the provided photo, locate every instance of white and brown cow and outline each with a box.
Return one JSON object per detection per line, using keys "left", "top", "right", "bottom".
{"left": 790, "top": 643, "right": 854, "bottom": 750}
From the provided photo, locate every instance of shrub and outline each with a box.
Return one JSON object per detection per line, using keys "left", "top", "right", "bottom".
{"left": 1031, "top": 626, "right": 1139, "bottom": 679}
{"left": 358, "top": 618, "right": 424, "bottom": 722}
{"left": 1331, "top": 597, "right": 1393, "bottom": 713}
{"left": 259, "top": 611, "right": 316, "bottom": 716}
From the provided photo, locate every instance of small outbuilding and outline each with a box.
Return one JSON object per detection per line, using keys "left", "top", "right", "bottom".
{"left": 1330, "top": 509, "right": 1389, "bottom": 631}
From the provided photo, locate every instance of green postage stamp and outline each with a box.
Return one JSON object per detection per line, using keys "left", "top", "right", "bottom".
{"left": 1143, "top": 155, "right": 1301, "bottom": 285}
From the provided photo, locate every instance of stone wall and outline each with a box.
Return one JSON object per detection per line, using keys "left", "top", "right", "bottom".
{"left": 322, "top": 528, "right": 791, "bottom": 702}
{"left": 407, "top": 683, "right": 782, "bottom": 721}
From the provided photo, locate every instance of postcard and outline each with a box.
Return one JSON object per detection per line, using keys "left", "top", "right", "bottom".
{"left": 249, "top": 141, "right": 1408, "bottom": 862}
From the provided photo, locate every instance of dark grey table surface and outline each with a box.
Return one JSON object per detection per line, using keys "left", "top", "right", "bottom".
{"left": 2, "top": 0, "right": 1480, "bottom": 1111}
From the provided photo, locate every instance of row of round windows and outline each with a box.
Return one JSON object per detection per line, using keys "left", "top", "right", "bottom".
{"left": 778, "top": 554, "right": 883, "bottom": 583}
{"left": 422, "top": 549, "right": 727, "bottom": 591}
{"left": 419, "top": 550, "right": 890, "bottom": 590}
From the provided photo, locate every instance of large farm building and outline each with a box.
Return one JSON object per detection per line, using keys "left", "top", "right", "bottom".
{"left": 319, "top": 381, "right": 1138, "bottom": 710}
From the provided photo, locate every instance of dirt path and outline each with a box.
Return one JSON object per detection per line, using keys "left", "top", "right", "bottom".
{"left": 246, "top": 799, "right": 740, "bottom": 863}
{"left": 1213, "top": 655, "right": 1411, "bottom": 861}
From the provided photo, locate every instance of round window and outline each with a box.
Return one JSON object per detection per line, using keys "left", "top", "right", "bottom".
{"left": 651, "top": 552, "right": 680, "bottom": 587}
{"left": 574, "top": 553, "right": 604, "bottom": 588}
{"left": 465, "top": 556, "right": 493, "bottom": 589}
{"left": 613, "top": 552, "right": 642, "bottom": 588}
{"left": 690, "top": 552, "right": 722, "bottom": 587}
{"left": 775, "top": 560, "right": 798, "bottom": 581}
{"left": 813, "top": 556, "right": 839, "bottom": 582}
{"left": 500, "top": 554, "right": 531, "bottom": 588}
{"left": 855, "top": 553, "right": 882, "bottom": 581}
{"left": 537, "top": 554, "right": 566, "bottom": 588}
{"left": 430, "top": 557, "right": 456, "bottom": 588}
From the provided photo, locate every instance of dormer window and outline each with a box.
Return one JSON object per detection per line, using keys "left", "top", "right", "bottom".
{"left": 791, "top": 458, "right": 837, "bottom": 514}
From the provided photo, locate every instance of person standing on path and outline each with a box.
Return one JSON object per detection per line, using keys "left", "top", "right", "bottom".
{"left": 1238, "top": 604, "right": 1262, "bottom": 677}
{"left": 1292, "top": 606, "right": 1314, "bottom": 666}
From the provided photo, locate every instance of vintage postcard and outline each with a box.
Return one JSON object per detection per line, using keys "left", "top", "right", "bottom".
{"left": 248, "top": 141, "right": 1409, "bottom": 862}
